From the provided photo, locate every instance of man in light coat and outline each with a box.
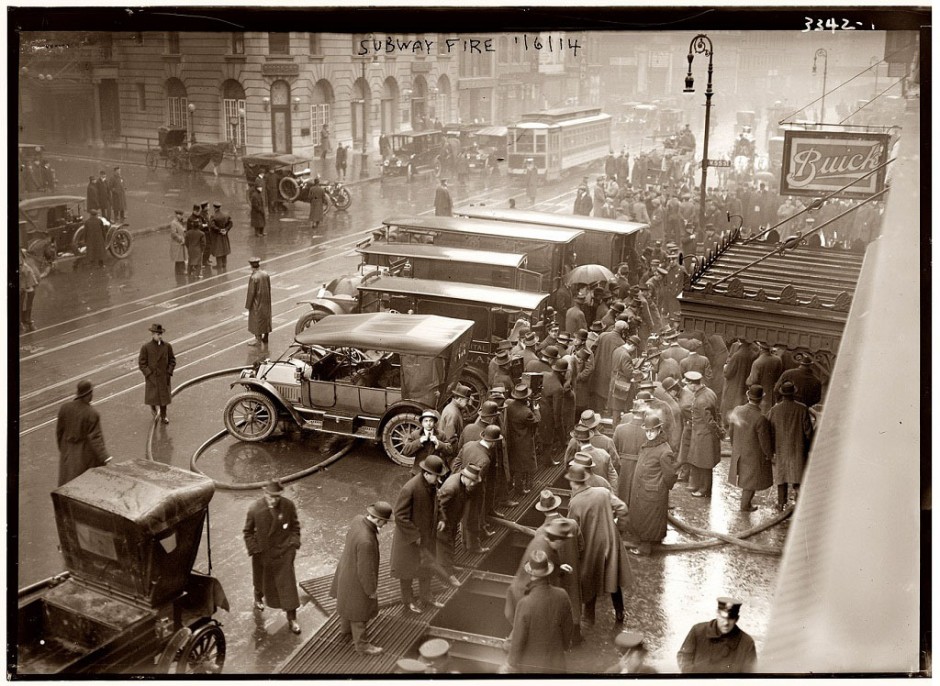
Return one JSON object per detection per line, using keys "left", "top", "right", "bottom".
{"left": 169, "top": 209, "right": 187, "bottom": 277}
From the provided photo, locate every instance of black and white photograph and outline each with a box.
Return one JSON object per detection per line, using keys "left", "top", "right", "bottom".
{"left": 9, "top": 3, "right": 929, "bottom": 678}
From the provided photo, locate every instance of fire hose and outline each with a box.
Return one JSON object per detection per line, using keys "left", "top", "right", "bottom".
{"left": 145, "top": 366, "right": 357, "bottom": 490}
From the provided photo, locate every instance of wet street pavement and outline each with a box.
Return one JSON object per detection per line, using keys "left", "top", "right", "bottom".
{"left": 16, "top": 149, "right": 782, "bottom": 675}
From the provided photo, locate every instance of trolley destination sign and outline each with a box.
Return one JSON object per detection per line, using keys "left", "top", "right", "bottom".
{"left": 781, "top": 130, "right": 890, "bottom": 199}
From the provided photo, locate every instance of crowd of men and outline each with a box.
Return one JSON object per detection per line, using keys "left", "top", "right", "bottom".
{"left": 168, "top": 201, "right": 233, "bottom": 279}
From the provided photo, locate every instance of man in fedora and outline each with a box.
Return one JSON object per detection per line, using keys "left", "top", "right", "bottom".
{"left": 246, "top": 257, "right": 272, "bottom": 349}
{"left": 677, "top": 597, "right": 757, "bottom": 673}
{"left": 767, "top": 380, "right": 814, "bottom": 511}
{"left": 574, "top": 347, "right": 595, "bottom": 418}
{"left": 774, "top": 350, "right": 823, "bottom": 409}
{"left": 403, "top": 409, "right": 454, "bottom": 474}
{"left": 569, "top": 424, "right": 618, "bottom": 492}
{"left": 592, "top": 320, "right": 628, "bottom": 412}
{"left": 504, "top": 383, "right": 540, "bottom": 496}
{"left": 746, "top": 341, "right": 783, "bottom": 414}
{"left": 244, "top": 480, "right": 302, "bottom": 634}
{"left": 565, "top": 409, "right": 619, "bottom": 463}
{"left": 613, "top": 400, "right": 648, "bottom": 506}
{"left": 454, "top": 424, "right": 502, "bottom": 552}
{"left": 138, "top": 323, "right": 175, "bottom": 424}
{"left": 626, "top": 414, "right": 678, "bottom": 555}
{"left": 565, "top": 293, "right": 588, "bottom": 335}
{"left": 391, "top": 455, "right": 452, "bottom": 613}
{"left": 56, "top": 380, "right": 112, "bottom": 486}
{"left": 519, "top": 331, "right": 540, "bottom": 367}
{"left": 459, "top": 403, "right": 510, "bottom": 518}
{"left": 504, "top": 549, "right": 576, "bottom": 674}
{"left": 436, "top": 463, "right": 483, "bottom": 581}
{"left": 488, "top": 349, "right": 515, "bottom": 391}
{"left": 439, "top": 383, "right": 471, "bottom": 453}
{"left": 568, "top": 451, "right": 612, "bottom": 490}
{"left": 728, "top": 385, "right": 774, "bottom": 512}
{"left": 721, "top": 338, "right": 758, "bottom": 426}
{"left": 330, "top": 501, "right": 394, "bottom": 655}
{"left": 565, "top": 463, "right": 632, "bottom": 626}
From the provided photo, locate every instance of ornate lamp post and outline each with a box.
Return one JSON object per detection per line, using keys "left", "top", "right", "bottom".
{"left": 812, "top": 48, "right": 828, "bottom": 122}
{"left": 187, "top": 102, "right": 196, "bottom": 145}
{"left": 683, "top": 33, "right": 714, "bottom": 234}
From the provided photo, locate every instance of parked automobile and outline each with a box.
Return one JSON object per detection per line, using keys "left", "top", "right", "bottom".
{"left": 223, "top": 313, "right": 474, "bottom": 467}
{"left": 19, "top": 195, "right": 132, "bottom": 276}
{"left": 380, "top": 131, "right": 446, "bottom": 181}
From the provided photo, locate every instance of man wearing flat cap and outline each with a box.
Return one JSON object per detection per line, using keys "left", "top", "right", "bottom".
{"left": 330, "top": 500, "right": 394, "bottom": 654}
{"left": 139, "top": 323, "right": 175, "bottom": 423}
{"left": 208, "top": 202, "right": 232, "bottom": 273}
{"left": 56, "top": 380, "right": 112, "bottom": 486}
{"left": 391, "top": 455, "right": 451, "bottom": 613}
{"left": 246, "top": 257, "right": 272, "bottom": 349}
{"left": 677, "top": 597, "right": 757, "bottom": 673}
{"left": 244, "top": 480, "right": 302, "bottom": 634}
{"left": 728, "top": 385, "right": 774, "bottom": 512}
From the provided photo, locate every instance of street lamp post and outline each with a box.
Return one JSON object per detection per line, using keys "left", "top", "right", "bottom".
{"left": 187, "top": 102, "right": 196, "bottom": 145}
{"left": 812, "top": 48, "right": 828, "bottom": 122}
{"left": 683, "top": 33, "right": 714, "bottom": 235}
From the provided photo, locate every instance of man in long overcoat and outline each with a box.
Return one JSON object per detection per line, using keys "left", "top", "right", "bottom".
{"left": 108, "top": 167, "right": 127, "bottom": 221}
{"left": 458, "top": 402, "right": 506, "bottom": 519}
{"left": 243, "top": 480, "right": 302, "bottom": 633}
{"left": 402, "top": 410, "right": 454, "bottom": 475}
{"left": 728, "top": 385, "right": 774, "bottom": 512}
{"left": 774, "top": 353, "right": 823, "bottom": 409}
{"left": 452, "top": 425, "right": 501, "bottom": 553}
{"left": 438, "top": 384, "right": 470, "bottom": 458}
{"left": 591, "top": 321, "right": 627, "bottom": 411}
{"left": 767, "top": 380, "right": 814, "bottom": 510}
{"left": 329, "top": 501, "right": 392, "bottom": 655}
{"left": 434, "top": 179, "right": 453, "bottom": 216}
{"left": 504, "top": 384, "right": 539, "bottom": 496}
{"left": 503, "top": 514, "right": 566, "bottom": 625}
{"left": 679, "top": 371, "right": 721, "bottom": 498}
{"left": 83, "top": 208, "right": 108, "bottom": 268}
{"left": 246, "top": 257, "right": 272, "bottom": 348}
{"left": 626, "top": 414, "right": 677, "bottom": 555}
{"left": 505, "top": 550, "right": 575, "bottom": 674}
{"left": 249, "top": 185, "right": 266, "bottom": 236}
{"left": 94, "top": 170, "right": 112, "bottom": 220}
{"left": 677, "top": 597, "right": 757, "bottom": 673}
{"left": 721, "top": 339, "right": 757, "bottom": 424}
{"left": 308, "top": 177, "right": 327, "bottom": 229}
{"left": 391, "top": 455, "right": 451, "bottom": 613}
{"left": 56, "top": 380, "right": 111, "bottom": 486}
{"left": 564, "top": 464, "right": 632, "bottom": 625}
{"left": 746, "top": 341, "right": 783, "bottom": 413}
{"left": 85, "top": 175, "right": 99, "bottom": 211}
{"left": 436, "top": 464, "right": 482, "bottom": 578}
{"left": 613, "top": 402, "right": 647, "bottom": 506}
{"left": 208, "top": 202, "right": 232, "bottom": 272}
{"left": 138, "top": 323, "right": 175, "bottom": 423}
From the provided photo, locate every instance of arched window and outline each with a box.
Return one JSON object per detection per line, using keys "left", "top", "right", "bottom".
{"left": 270, "top": 80, "right": 292, "bottom": 153}
{"left": 165, "top": 78, "right": 187, "bottom": 127}
{"left": 311, "top": 79, "right": 334, "bottom": 148}
{"left": 221, "top": 79, "right": 246, "bottom": 147}
{"left": 435, "top": 75, "right": 451, "bottom": 123}
{"left": 381, "top": 78, "right": 400, "bottom": 134}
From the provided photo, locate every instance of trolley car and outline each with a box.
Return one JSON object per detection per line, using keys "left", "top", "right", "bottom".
{"left": 507, "top": 106, "right": 612, "bottom": 181}
{"left": 15, "top": 461, "right": 228, "bottom": 675}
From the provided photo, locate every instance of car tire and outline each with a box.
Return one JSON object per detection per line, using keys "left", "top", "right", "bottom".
{"left": 381, "top": 411, "right": 422, "bottom": 468}
{"left": 108, "top": 227, "right": 133, "bottom": 259}
{"left": 294, "top": 308, "right": 332, "bottom": 337}
{"left": 279, "top": 176, "right": 301, "bottom": 202}
{"left": 333, "top": 186, "right": 352, "bottom": 211}
{"left": 223, "top": 391, "right": 279, "bottom": 442}
{"left": 460, "top": 369, "right": 488, "bottom": 417}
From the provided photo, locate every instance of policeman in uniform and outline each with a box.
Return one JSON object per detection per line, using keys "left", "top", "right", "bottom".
{"left": 677, "top": 597, "right": 757, "bottom": 673}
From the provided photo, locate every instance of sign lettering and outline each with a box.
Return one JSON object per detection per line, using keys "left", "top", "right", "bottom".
{"left": 781, "top": 131, "right": 889, "bottom": 199}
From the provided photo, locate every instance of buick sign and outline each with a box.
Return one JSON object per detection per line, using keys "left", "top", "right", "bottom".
{"left": 781, "top": 131, "right": 890, "bottom": 199}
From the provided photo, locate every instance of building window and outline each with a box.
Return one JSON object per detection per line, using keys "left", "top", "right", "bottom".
{"left": 223, "top": 98, "right": 247, "bottom": 147}
{"left": 167, "top": 97, "right": 187, "bottom": 126}
{"left": 166, "top": 32, "right": 180, "bottom": 55}
{"left": 231, "top": 33, "right": 245, "bottom": 54}
{"left": 137, "top": 83, "right": 147, "bottom": 112}
{"left": 309, "top": 32, "right": 321, "bottom": 55}
{"left": 310, "top": 104, "right": 331, "bottom": 146}
{"left": 268, "top": 32, "right": 290, "bottom": 55}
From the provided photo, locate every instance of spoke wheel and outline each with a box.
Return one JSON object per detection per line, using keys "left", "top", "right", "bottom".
{"left": 178, "top": 624, "right": 226, "bottom": 675}
{"left": 333, "top": 187, "right": 352, "bottom": 210}
{"left": 381, "top": 411, "right": 421, "bottom": 467}
{"left": 460, "top": 370, "right": 487, "bottom": 417}
{"left": 108, "top": 228, "right": 133, "bottom": 259}
{"left": 223, "top": 391, "right": 279, "bottom": 441}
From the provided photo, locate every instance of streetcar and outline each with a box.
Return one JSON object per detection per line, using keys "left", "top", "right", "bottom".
{"left": 506, "top": 106, "right": 612, "bottom": 181}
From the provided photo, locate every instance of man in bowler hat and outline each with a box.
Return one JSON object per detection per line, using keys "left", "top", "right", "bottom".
{"left": 243, "top": 480, "right": 302, "bottom": 634}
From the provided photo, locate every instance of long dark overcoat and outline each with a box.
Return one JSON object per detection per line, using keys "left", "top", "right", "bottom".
{"left": 243, "top": 496, "right": 301, "bottom": 610}
{"left": 329, "top": 515, "right": 381, "bottom": 622}
{"left": 727, "top": 402, "right": 774, "bottom": 491}
{"left": 767, "top": 398, "right": 813, "bottom": 485}
{"left": 83, "top": 216, "right": 108, "bottom": 264}
{"left": 746, "top": 353, "right": 784, "bottom": 413}
{"left": 138, "top": 339, "right": 175, "bottom": 406}
{"left": 109, "top": 173, "right": 126, "bottom": 212}
{"left": 184, "top": 227, "right": 205, "bottom": 265}
{"left": 566, "top": 486, "right": 632, "bottom": 601}
{"left": 208, "top": 211, "right": 232, "bottom": 257}
{"left": 249, "top": 189, "right": 266, "bottom": 229}
{"left": 56, "top": 399, "right": 109, "bottom": 486}
{"left": 775, "top": 366, "right": 823, "bottom": 409}
{"left": 94, "top": 177, "right": 111, "bottom": 212}
{"left": 721, "top": 344, "right": 757, "bottom": 420}
{"left": 390, "top": 473, "right": 437, "bottom": 579}
{"left": 613, "top": 415, "right": 645, "bottom": 506}
{"left": 508, "top": 579, "right": 574, "bottom": 674}
{"left": 86, "top": 180, "right": 99, "bottom": 210}
{"left": 504, "top": 529, "right": 559, "bottom": 624}
{"left": 246, "top": 269, "right": 272, "bottom": 335}
{"left": 627, "top": 435, "right": 677, "bottom": 543}
{"left": 680, "top": 386, "right": 721, "bottom": 469}
{"left": 504, "top": 398, "right": 538, "bottom": 475}
{"left": 590, "top": 330, "right": 623, "bottom": 405}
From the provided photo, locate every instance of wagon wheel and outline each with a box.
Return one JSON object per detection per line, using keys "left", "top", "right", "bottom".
{"left": 108, "top": 227, "right": 133, "bottom": 259}
{"left": 145, "top": 149, "right": 160, "bottom": 171}
{"left": 177, "top": 623, "right": 226, "bottom": 674}
{"left": 223, "top": 391, "right": 279, "bottom": 442}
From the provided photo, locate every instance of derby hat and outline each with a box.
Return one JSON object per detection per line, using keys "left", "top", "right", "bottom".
{"left": 541, "top": 345, "right": 560, "bottom": 362}
{"left": 510, "top": 383, "right": 532, "bottom": 400}
{"left": 420, "top": 409, "right": 441, "bottom": 422}
{"left": 564, "top": 464, "right": 590, "bottom": 483}
{"left": 746, "top": 384, "right": 764, "bottom": 401}
{"left": 75, "top": 380, "right": 94, "bottom": 399}
{"left": 535, "top": 489, "right": 562, "bottom": 512}
{"left": 367, "top": 501, "right": 393, "bottom": 521}
{"left": 551, "top": 358, "right": 569, "bottom": 373}
{"left": 579, "top": 409, "right": 602, "bottom": 429}
{"left": 642, "top": 414, "right": 663, "bottom": 430}
{"left": 262, "top": 479, "right": 284, "bottom": 494}
{"left": 479, "top": 400, "right": 500, "bottom": 418}
{"left": 611, "top": 301, "right": 626, "bottom": 313}
{"left": 481, "top": 424, "right": 503, "bottom": 442}
{"left": 419, "top": 455, "right": 448, "bottom": 477}
{"left": 149, "top": 323, "right": 166, "bottom": 334}
{"left": 778, "top": 380, "right": 796, "bottom": 397}
{"left": 577, "top": 328, "right": 589, "bottom": 340}
{"left": 661, "top": 376, "right": 679, "bottom": 392}
{"left": 523, "top": 549, "right": 554, "bottom": 578}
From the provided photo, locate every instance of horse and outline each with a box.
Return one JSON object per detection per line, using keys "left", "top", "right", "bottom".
{"left": 187, "top": 140, "right": 237, "bottom": 176}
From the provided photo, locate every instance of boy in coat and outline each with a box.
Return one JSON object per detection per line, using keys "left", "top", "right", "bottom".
{"left": 138, "top": 323, "right": 175, "bottom": 423}
{"left": 329, "top": 501, "right": 393, "bottom": 655}
{"left": 243, "top": 480, "right": 302, "bottom": 633}
{"left": 728, "top": 385, "right": 774, "bottom": 512}
{"left": 402, "top": 409, "right": 454, "bottom": 475}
